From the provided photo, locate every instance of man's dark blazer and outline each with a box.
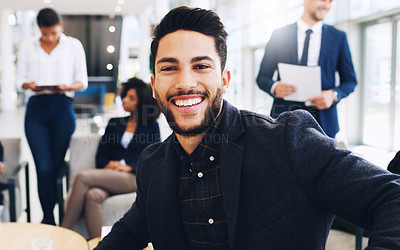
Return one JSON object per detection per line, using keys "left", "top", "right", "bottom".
{"left": 95, "top": 116, "right": 161, "bottom": 174}
{"left": 0, "top": 141, "right": 3, "bottom": 162}
{"left": 96, "top": 101, "right": 400, "bottom": 250}
{"left": 256, "top": 22, "right": 357, "bottom": 138}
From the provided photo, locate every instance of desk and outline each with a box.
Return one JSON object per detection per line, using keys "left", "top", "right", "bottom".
{"left": 88, "top": 237, "right": 101, "bottom": 250}
{"left": 0, "top": 222, "right": 88, "bottom": 249}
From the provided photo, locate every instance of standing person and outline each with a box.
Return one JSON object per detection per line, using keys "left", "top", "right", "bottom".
{"left": 61, "top": 78, "right": 161, "bottom": 239}
{"left": 96, "top": 6, "right": 400, "bottom": 250}
{"left": 16, "top": 8, "right": 88, "bottom": 225}
{"left": 0, "top": 141, "right": 6, "bottom": 206}
{"left": 256, "top": 0, "right": 357, "bottom": 138}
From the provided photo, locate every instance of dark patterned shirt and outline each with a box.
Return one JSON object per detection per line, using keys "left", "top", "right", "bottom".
{"left": 174, "top": 109, "right": 229, "bottom": 250}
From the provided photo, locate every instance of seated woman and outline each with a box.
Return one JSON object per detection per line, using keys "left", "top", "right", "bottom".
{"left": 61, "top": 77, "right": 161, "bottom": 239}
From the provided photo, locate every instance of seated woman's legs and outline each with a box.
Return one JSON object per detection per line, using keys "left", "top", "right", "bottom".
{"left": 85, "top": 187, "right": 108, "bottom": 238}
{"left": 61, "top": 168, "right": 137, "bottom": 238}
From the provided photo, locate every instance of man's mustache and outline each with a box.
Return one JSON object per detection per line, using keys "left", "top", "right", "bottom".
{"left": 166, "top": 89, "right": 209, "bottom": 102}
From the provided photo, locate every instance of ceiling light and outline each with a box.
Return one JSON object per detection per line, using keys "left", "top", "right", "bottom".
{"left": 118, "top": 0, "right": 125, "bottom": 5}
{"left": 109, "top": 26, "right": 116, "bottom": 33}
{"left": 107, "top": 45, "right": 115, "bottom": 53}
{"left": 115, "top": 6, "right": 122, "bottom": 12}
{"left": 43, "top": 0, "right": 52, "bottom": 4}
{"left": 8, "top": 14, "right": 16, "bottom": 26}
{"left": 106, "top": 64, "right": 114, "bottom": 71}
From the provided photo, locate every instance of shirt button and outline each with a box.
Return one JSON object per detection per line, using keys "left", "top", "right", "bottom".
{"left": 197, "top": 172, "right": 203, "bottom": 178}
{"left": 208, "top": 218, "right": 214, "bottom": 224}
{"left": 209, "top": 156, "right": 215, "bottom": 161}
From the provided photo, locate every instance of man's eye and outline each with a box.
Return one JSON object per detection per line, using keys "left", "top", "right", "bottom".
{"left": 161, "top": 67, "right": 176, "bottom": 71}
{"left": 195, "top": 65, "right": 209, "bottom": 70}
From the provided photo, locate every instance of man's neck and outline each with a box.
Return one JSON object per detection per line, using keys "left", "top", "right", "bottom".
{"left": 300, "top": 15, "right": 319, "bottom": 27}
{"left": 175, "top": 130, "right": 209, "bottom": 155}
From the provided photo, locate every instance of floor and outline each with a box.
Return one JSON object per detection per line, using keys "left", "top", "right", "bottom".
{"left": 0, "top": 106, "right": 394, "bottom": 249}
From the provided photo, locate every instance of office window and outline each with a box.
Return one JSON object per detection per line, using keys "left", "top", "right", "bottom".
{"left": 253, "top": 47, "right": 273, "bottom": 115}
{"left": 362, "top": 21, "right": 392, "bottom": 149}
{"left": 395, "top": 19, "right": 400, "bottom": 150}
{"left": 350, "top": 0, "right": 400, "bottom": 19}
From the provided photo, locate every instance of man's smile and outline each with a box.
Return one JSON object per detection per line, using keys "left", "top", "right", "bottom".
{"left": 169, "top": 95, "right": 205, "bottom": 113}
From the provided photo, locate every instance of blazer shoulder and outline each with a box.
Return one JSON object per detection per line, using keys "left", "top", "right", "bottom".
{"left": 239, "top": 109, "right": 322, "bottom": 133}
{"left": 107, "top": 116, "right": 128, "bottom": 126}
{"left": 240, "top": 109, "right": 277, "bottom": 124}
{"left": 323, "top": 24, "right": 346, "bottom": 37}
{"left": 272, "top": 23, "right": 297, "bottom": 37}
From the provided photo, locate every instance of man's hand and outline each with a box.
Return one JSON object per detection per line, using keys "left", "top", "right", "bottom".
{"left": 274, "top": 81, "right": 297, "bottom": 98}
{"left": 0, "top": 162, "right": 4, "bottom": 175}
{"left": 307, "top": 90, "right": 335, "bottom": 110}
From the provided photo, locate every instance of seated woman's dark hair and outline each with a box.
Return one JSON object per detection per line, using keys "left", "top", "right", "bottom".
{"left": 120, "top": 77, "right": 160, "bottom": 126}
{"left": 37, "top": 8, "right": 62, "bottom": 27}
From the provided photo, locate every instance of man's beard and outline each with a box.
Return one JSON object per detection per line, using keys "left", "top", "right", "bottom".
{"left": 155, "top": 88, "right": 224, "bottom": 136}
{"left": 310, "top": 10, "right": 325, "bottom": 22}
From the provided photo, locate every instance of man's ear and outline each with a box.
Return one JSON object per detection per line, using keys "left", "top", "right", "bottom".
{"left": 222, "top": 69, "right": 231, "bottom": 93}
{"left": 150, "top": 74, "right": 156, "bottom": 98}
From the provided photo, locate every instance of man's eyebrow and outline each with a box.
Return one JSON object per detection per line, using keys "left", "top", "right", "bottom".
{"left": 191, "top": 56, "right": 214, "bottom": 63}
{"left": 156, "top": 57, "right": 179, "bottom": 65}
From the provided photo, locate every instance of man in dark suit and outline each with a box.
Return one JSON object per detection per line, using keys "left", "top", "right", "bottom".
{"left": 256, "top": 0, "right": 357, "bottom": 138}
{"left": 0, "top": 141, "right": 5, "bottom": 205}
{"left": 96, "top": 6, "right": 400, "bottom": 250}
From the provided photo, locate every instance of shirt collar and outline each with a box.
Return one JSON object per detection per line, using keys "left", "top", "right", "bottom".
{"left": 34, "top": 33, "right": 67, "bottom": 46}
{"left": 297, "top": 19, "right": 323, "bottom": 34}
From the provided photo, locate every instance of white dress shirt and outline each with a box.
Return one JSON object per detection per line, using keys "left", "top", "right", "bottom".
{"left": 16, "top": 33, "right": 88, "bottom": 99}
{"left": 121, "top": 131, "right": 134, "bottom": 149}
{"left": 270, "top": 19, "right": 323, "bottom": 94}
{"left": 297, "top": 18, "right": 323, "bottom": 66}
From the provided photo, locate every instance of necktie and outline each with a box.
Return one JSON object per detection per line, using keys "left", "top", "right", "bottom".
{"left": 300, "top": 29, "right": 313, "bottom": 66}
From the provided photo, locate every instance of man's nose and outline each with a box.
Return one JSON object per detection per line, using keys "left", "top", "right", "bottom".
{"left": 175, "top": 68, "right": 197, "bottom": 90}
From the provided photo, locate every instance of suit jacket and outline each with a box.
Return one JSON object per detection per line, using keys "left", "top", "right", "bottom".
{"left": 256, "top": 22, "right": 357, "bottom": 138}
{"left": 96, "top": 101, "right": 400, "bottom": 250}
{"left": 95, "top": 116, "right": 161, "bottom": 174}
{"left": 0, "top": 141, "right": 3, "bottom": 162}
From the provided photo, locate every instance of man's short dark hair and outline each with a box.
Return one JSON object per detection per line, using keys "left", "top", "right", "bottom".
{"left": 120, "top": 77, "right": 161, "bottom": 126}
{"left": 37, "top": 8, "right": 62, "bottom": 27}
{"left": 150, "top": 6, "right": 228, "bottom": 74}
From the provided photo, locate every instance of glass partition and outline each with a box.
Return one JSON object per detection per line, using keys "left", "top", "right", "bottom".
{"left": 394, "top": 19, "right": 400, "bottom": 150}
{"left": 362, "top": 21, "right": 392, "bottom": 148}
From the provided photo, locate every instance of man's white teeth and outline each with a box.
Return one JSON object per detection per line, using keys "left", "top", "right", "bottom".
{"left": 175, "top": 97, "right": 202, "bottom": 107}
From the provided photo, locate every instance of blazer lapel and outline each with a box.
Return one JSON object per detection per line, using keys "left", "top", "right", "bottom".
{"left": 288, "top": 22, "right": 299, "bottom": 64}
{"left": 147, "top": 138, "right": 190, "bottom": 248}
{"left": 219, "top": 101, "right": 245, "bottom": 249}
{"left": 116, "top": 116, "right": 129, "bottom": 144}
{"left": 319, "top": 24, "right": 335, "bottom": 89}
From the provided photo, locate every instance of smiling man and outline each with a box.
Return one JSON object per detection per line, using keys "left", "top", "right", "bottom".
{"left": 151, "top": 29, "right": 229, "bottom": 153}
{"left": 96, "top": 6, "right": 400, "bottom": 250}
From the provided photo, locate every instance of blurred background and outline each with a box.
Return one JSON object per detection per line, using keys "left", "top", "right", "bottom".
{"left": 1, "top": 0, "right": 400, "bottom": 222}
